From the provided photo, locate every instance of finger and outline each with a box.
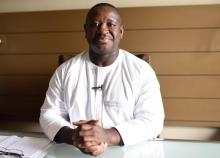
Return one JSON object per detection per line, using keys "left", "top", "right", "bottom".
{"left": 87, "top": 120, "right": 100, "bottom": 125}
{"left": 84, "top": 141, "right": 99, "bottom": 147}
{"left": 80, "top": 130, "right": 102, "bottom": 144}
{"left": 73, "top": 120, "right": 90, "bottom": 126}
{"left": 80, "top": 124, "right": 94, "bottom": 130}
{"left": 83, "top": 135, "right": 98, "bottom": 143}
{"left": 82, "top": 142, "right": 108, "bottom": 156}
{"left": 73, "top": 120, "right": 99, "bottom": 126}
{"left": 92, "top": 148, "right": 103, "bottom": 156}
{"left": 91, "top": 143, "right": 107, "bottom": 156}
{"left": 73, "top": 120, "right": 100, "bottom": 126}
{"left": 79, "top": 127, "right": 94, "bottom": 137}
{"left": 77, "top": 145, "right": 98, "bottom": 156}
{"left": 87, "top": 145, "right": 100, "bottom": 153}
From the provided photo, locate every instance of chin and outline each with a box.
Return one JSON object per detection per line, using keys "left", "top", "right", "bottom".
{"left": 92, "top": 46, "right": 110, "bottom": 54}
{"left": 91, "top": 43, "right": 118, "bottom": 55}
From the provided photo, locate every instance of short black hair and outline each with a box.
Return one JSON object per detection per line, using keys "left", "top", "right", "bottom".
{"left": 89, "top": 3, "right": 117, "bottom": 11}
{"left": 85, "top": 3, "right": 122, "bottom": 24}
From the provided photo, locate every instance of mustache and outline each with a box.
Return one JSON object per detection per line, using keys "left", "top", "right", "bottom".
{"left": 95, "top": 33, "right": 113, "bottom": 40}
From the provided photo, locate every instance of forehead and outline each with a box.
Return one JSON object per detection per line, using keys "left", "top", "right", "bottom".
{"left": 86, "top": 6, "right": 121, "bottom": 22}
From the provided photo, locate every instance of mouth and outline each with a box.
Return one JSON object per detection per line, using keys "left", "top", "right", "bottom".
{"left": 94, "top": 35, "right": 112, "bottom": 45}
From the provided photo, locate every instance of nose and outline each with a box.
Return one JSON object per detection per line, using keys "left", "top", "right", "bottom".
{"left": 97, "top": 23, "right": 109, "bottom": 35}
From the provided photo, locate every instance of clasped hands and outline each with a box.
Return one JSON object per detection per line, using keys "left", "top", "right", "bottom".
{"left": 72, "top": 120, "right": 109, "bottom": 156}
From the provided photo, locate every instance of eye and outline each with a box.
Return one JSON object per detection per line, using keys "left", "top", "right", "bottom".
{"left": 107, "top": 22, "right": 116, "bottom": 27}
{"left": 90, "top": 21, "right": 100, "bottom": 27}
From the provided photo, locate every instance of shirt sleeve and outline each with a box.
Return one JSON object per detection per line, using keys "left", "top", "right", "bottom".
{"left": 39, "top": 66, "right": 73, "bottom": 141}
{"left": 114, "top": 64, "right": 165, "bottom": 145}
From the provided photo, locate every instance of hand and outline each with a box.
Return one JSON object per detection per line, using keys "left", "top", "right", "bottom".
{"left": 77, "top": 121, "right": 111, "bottom": 145}
{"left": 72, "top": 120, "right": 101, "bottom": 148}
{"left": 85, "top": 142, "right": 108, "bottom": 156}
{"left": 72, "top": 120, "right": 108, "bottom": 156}
{"left": 77, "top": 141, "right": 108, "bottom": 156}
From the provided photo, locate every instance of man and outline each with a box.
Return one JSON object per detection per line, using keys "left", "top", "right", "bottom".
{"left": 40, "top": 3, "right": 164, "bottom": 156}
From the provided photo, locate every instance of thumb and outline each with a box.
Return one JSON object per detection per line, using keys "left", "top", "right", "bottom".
{"left": 88, "top": 120, "right": 100, "bottom": 126}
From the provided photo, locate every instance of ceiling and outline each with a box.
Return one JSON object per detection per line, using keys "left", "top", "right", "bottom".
{"left": 1, "top": 0, "right": 220, "bottom": 13}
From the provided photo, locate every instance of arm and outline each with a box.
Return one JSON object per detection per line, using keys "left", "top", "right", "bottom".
{"left": 114, "top": 65, "right": 165, "bottom": 145}
{"left": 54, "top": 126, "right": 75, "bottom": 144}
{"left": 39, "top": 66, "right": 108, "bottom": 156}
{"left": 39, "top": 67, "right": 73, "bottom": 141}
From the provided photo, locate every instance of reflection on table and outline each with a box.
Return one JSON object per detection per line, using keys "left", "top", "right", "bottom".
{"left": 45, "top": 139, "right": 220, "bottom": 158}
{"left": 45, "top": 140, "right": 164, "bottom": 158}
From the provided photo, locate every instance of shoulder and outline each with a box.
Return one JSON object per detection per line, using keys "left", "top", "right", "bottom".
{"left": 119, "top": 49, "right": 154, "bottom": 74}
{"left": 120, "top": 49, "right": 160, "bottom": 88}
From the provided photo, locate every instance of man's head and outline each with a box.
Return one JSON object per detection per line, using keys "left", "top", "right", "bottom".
{"left": 84, "top": 3, "right": 124, "bottom": 56}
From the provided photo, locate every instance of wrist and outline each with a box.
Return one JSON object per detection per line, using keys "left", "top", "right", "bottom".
{"left": 106, "top": 128, "right": 123, "bottom": 146}
{"left": 54, "top": 126, "right": 75, "bottom": 145}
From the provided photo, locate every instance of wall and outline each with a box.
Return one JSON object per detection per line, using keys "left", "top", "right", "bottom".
{"left": 0, "top": 5, "right": 220, "bottom": 139}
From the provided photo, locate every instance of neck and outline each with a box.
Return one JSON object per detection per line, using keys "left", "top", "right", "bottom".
{"left": 89, "top": 50, "right": 119, "bottom": 67}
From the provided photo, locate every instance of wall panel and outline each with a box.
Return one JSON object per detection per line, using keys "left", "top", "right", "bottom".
{"left": 122, "top": 29, "right": 220, "bottom": 52}
{"left": 1, "top": 53, "right": 220, "bottom": 75}
{"left": 121, "top": 5, "right": 220, "bottom": 29}
{"left": 164, "top": 98, "right": 220, "bottom": 122}
{"left": 0, "top": 55, "right": 58, "bottom": 75}
{"left": 149, "top": 52, "right": 220, "bottom": 75}
{"left": 1, "top": 75, "right": 219, "bottom": 98}
{"left": 159, "top": 76, "right": 220, "bottom": 98}
{"left": 0, "top": 76, "right": 50, "bottom": 96}
{"left": 1, "top": 5, "right": 220, "bottom": 33}
{"left": 0, "top": 11, "right": 86, "bottom": 33}
{"left": 0, "top": 32, "right": 86, "bottom": 54}
{"left": 1, "top": 29, "right": 220, "bottom": 54}
{"left": 0, "top": 96, "right": 44, "bottom": 119}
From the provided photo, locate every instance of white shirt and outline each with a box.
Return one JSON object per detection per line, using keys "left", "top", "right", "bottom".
{"left": 39, "top": 49, "right": 164, "bottom": 145}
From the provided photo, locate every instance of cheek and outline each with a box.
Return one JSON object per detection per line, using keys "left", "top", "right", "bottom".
{"left": 85, "top": 32, "right": 94, "bottom": 41}
{"left": 113, "top": 29, "right": 123, "bottom": 39}
{"left": 114, "top": 32, "right": 123, "bottom": 42}
{"left": 86, "top": 28, "right": 96, "bottom": 37}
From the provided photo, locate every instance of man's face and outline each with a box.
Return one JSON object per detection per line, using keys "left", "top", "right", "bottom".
{"left": 84, "top": 6, "right": 124, "bottom": 55}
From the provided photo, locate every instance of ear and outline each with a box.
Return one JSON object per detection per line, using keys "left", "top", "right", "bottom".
{"left": 120, "top": 25, "right": 124, "bottom": 39}
{"left": 84, "top": 24, "right": 87, "bottom": 38}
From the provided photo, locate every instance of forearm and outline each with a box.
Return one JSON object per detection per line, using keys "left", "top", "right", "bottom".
{"left": 115, "top": 116, "right": 164, "bottom": 145}
{"left": 54, "top": 126, "right": 75, "bottom": 145}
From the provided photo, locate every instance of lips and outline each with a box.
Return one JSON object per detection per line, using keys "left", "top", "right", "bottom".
{"left": 97, "top": 38, "right": 109, "bottom": 44}
{"left": 94, "top": 35, "right": 112, "bottom": 45}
